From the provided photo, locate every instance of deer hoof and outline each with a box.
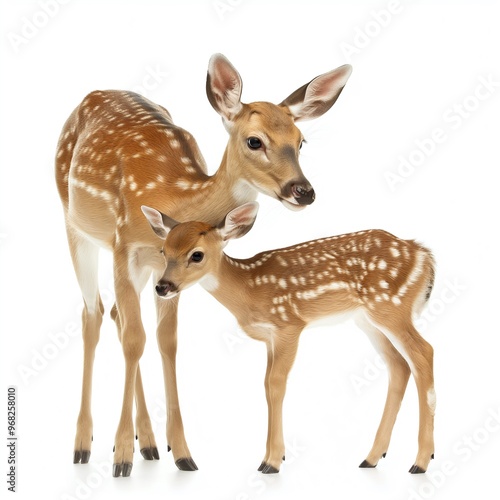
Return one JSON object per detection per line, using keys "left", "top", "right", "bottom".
{"left": 175, "top": 457, "right": 198, "bottom": 471}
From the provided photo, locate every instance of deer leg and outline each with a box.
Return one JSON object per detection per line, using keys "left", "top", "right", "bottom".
{"left": 111, "top": 252, "right": 147, "bottom": 477}
{"left": 259, "top": 331, "right": 300, "bottom": 474}
{"left": 369, "top": 316, "right": 435, "bottom": 473}
{"left": 155, "top": 292, "right": 197, "bottom": 471}
{"left": 404, "top": 325, "right": 435, "bottom": 473}
{"left": 111, "top": 300, "right": 159, "bottom": 461}
{"left": 66, "top": 227, "right": 103, "bottom": 465}
{"left": 356, "top": 315, "right": 411, "bottom": 468}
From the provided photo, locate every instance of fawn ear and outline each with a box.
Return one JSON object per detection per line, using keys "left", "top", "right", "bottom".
{"left": 206, "top": 53, "right": 243, "bottom": 126}
{"left": 218, "top": 202, "right": 259, "bottom": 241}
{"left": 280, "top": 64, "right": 352, "bottom": 122}
{"left": 141, "top": 206, "right": 178, "bottom": 240}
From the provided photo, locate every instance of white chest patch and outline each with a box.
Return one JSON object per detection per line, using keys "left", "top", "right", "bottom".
{"left": 200, "top": 273, "right": 219, "bottom": 292}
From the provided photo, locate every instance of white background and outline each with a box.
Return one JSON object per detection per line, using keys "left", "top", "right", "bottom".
{"left": 1, "top": 1, "right": 499, "bottom": 499}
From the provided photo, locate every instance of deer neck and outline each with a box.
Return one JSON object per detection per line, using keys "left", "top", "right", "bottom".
{"left": 199, "top": 253, "right": 252, "bottom": 323}
{"left": 178, "top": 148, "right": 257, "bottom": 226}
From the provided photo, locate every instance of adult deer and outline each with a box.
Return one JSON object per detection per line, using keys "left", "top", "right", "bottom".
{"left": 55, "top": 54, "right": 352, "bottom": 477}
{"left": 142, "top": 202, "right": 436, "bottom": 474}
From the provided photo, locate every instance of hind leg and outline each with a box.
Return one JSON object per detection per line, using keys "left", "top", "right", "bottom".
{"left": 66, "top": 226, "right": 103, "bottom": 464}
{"left": 356, "top": 314, "right": 411, "bottom": 468}
{"left": 366, "top": 313, "right": 435, "bottom": 473}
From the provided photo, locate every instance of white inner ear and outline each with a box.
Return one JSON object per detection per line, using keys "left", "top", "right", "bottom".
{"left": 209, "top": 56, "right": 243, "bottom": 121}
{"left": 306, "top": 66, "right": 351, "bottom": 102}
{"left": 141, "top": 206, "right": 169, "bottom": 239}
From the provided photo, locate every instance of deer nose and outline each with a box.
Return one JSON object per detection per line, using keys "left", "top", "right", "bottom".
{"left": 155, "top": 281, "right": 177, "bottom": 297}
{"left": 289, "top": 182, "right": 315, "bottom": 205}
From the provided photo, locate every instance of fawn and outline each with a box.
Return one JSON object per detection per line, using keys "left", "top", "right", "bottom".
{"left": 142, "top": 202, "right": 436, "bottom": 474}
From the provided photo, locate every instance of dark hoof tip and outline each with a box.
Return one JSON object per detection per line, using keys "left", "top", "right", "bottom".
{"left": 73, "top": 450, "right": 91, "bottom": 464}
{"left": 122, "top": 462, "right": 133, "bottom": 477}
{"left": 175, "top": 457, "right": 198, "bottom": 471}
{"left": 257, "top": 461, "right": 266, "bottom": 472}
{"left": 261, "top": 464, "right": 279, "bottom": 474}
{"left": 141, "top": 447, "right": 160, "bottom": 460}
{"left": 431, "top": 453, "right": 435, "bottom": 460}
{"left": 409, "top": 464, "right": 426, "bottom": 474}
{"left": 382, "top": 452, "right": 387, "bottom": 458}
{"left": 359, "top": 460, "right": 376, "bottom": 468}
{"left": 112, "top": 463, "right": 121, "bottom": 477}
{"left": 167, "top": 445, "right": 171, "bottom": 453}
{"left": 113, "top": 462, "right": 133, "bottom": 477}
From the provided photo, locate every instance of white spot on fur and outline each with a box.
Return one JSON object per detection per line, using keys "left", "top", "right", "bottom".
{"left": 427, "top": 388, "right": 437, "bottom": 416}
{"left": 390, "top": 247, "right": 401, "bottom": 258}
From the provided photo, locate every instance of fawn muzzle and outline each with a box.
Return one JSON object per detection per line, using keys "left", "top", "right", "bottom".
{"left": 155, "top": 280, "right": 178, "bottom": 298}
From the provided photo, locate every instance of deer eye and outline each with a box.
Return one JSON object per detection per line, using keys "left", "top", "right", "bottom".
{"left": 190, "top": 251, "right": 204, "bottom": 263}
{"left": 247, "top": 137, "right": 262, "bottom": 150}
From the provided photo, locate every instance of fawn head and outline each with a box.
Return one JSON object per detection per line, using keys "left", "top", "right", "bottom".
{"left": 142, "top": 202, "right": 259, "bottom": 298}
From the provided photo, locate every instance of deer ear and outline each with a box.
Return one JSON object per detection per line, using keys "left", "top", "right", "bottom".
{"left": 206, "top": 53, "right": 243, "bottom": 125}
{"left": 218, "top": 202, "right": 259, "bottom": 241}
{"left": 141, "top": 206, "right": 178, "bottom": 240}
{"left": 280, "top": 64, "right": 352, "bottom": 122}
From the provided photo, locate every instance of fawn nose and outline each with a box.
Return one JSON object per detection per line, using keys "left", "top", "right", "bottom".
{"left": 288, "top": 182, "right": 315, "bottom": 205}
{"left": 155, "top": 281, "right": 177, "bottom": 297}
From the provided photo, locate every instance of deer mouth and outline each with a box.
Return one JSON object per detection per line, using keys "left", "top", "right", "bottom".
{"left": 155, "top": 281, "right": 180, "bottom": 299}
{"left": 278, "top": 195, "right": 308, "bottom": 211}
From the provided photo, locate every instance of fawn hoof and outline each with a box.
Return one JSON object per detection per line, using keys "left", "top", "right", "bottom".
{"left": 112, "top": 462, "right": 133, "bottom": 477}
{"left": 140, "top": 447, "right": 160, "bottom": 460}
{"left": 73, "top": 450, "right": 91, "bottom": 464}
{"left": 258, "top": 461, "right": 280, "bottom": 474}
{"left": 409, "top": 464, "right": 426, "bottom": 474}
{"left": 261, "top": 463, "right": 280, "bottom": 474}
{"left": 175, "top": 457, "right": 198, "bottom": 471}
{"left": 359, "top": 460, "right": 376, "bottom": 468}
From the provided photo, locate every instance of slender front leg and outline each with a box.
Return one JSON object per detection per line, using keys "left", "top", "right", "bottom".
{"left": 155, "top": 293, "right": 197, "bottom": 471}
{"left": 112, "top": 252, "right": 147, "bottom": 477}
{"left": 259, "top": 332, "right": 300, "bottom": 474}
{"left": 111, "top": 304, "right": 159, "bottom": 461}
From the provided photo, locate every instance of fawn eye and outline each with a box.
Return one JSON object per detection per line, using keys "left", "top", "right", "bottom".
{"left": 247, "top": 137, "right": 262, "bottom": 150}
{"left": 190, "top": 251, "right": 204, "bottom": 263}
